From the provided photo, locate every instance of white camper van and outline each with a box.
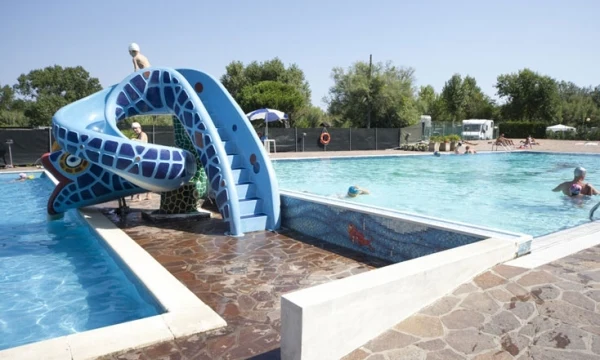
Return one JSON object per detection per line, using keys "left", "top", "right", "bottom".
{"left": 462, "top": 119, "right": 494, "bottom": 140}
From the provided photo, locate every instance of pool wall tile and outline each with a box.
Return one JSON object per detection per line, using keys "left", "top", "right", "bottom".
{"left": 281, "top": 195, "right": 485, "bottom": 263}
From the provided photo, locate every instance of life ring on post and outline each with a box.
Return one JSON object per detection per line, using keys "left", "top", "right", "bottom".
{"left": 320, "top": 132, "right": 331, "bottom": 145}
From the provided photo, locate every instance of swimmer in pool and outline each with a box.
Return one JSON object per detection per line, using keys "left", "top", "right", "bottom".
{"left": 553, "top": 166, "right": 599, "bottom": 196}
{"left": 347, "top": 185, "right": 369, "bottom": 198}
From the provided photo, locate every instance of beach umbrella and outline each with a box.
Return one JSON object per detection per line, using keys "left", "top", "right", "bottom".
{"left": 246, "top": 108, "right": 288, "bottom": 137}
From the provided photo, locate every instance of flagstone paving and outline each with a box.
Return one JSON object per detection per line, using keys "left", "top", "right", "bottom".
{"left": 93, "top": 199, "right": 389, "bottom": 360}
{"left": 342, "top": 244, "right": 600, "bottom": 360}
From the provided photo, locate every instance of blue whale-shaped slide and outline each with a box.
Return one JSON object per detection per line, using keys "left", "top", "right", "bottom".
{"left": 41, "top": 67, "right": 280, "bottom": 236}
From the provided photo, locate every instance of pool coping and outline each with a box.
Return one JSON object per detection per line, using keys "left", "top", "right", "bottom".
{"left": 0, "top": 170, "right": 227, "bottom": 360}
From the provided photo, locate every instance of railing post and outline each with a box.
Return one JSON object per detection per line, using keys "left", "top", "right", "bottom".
{"left": 375, "top": 128, "right": 378, "bottom": 150}
{"left": 349, "top": 128, "right": 352, "bottom": 150}
{"left": 295, "top": 127, "right": 298, "bottom": 152}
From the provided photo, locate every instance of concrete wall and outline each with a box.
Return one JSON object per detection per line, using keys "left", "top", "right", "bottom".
{"left": 281, "top": 237, "right": 518, "bottom": 360}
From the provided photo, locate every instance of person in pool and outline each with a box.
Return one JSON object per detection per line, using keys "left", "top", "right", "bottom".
{"left": 347, "top": 185, "right": 369, "bottom": 198}
{"left": 14, "top": 173, "right": 34, "bottom": 182}
{"left": 553, "top": 166, "right": 599, "bottom": 196}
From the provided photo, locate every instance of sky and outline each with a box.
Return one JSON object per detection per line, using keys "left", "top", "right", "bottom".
{"left": 1, "top": 0, "right": 599, "bottom": 109}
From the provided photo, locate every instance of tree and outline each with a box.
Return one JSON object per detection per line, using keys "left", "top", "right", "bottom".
{"left": 495, "top": 68, "right": 560, "bottom": 122}
{"left": 557, "top": 81, "right": 599, "bottom": 127}
{"left": 238, "top": 81, "right": 306, "bottom": 126}
{"left": 293, "top": 106, "right": 330, "bottom": 128}
{"left": 325, "top": 61, "right": 419, "bottom": 128}
{"left": 440, "top": 74, "right": 466, "bottom": 125}
{"left": 462, "top": 76, "right": 496, "bottom": 120}
{"left": 220, "top": 58, "right": 311, "bottom": 110}
{"left": 417, "top": 85, "right": 436, "bottom": 115}
{"left": 14, "top": 65, "right": 102, "bottom": 126}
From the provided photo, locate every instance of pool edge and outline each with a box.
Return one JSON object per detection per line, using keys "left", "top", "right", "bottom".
{"left": 0, "top": 170, "right": 227, "bottom": 360}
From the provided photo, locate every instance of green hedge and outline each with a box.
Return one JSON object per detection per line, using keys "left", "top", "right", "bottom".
{"left": 498, "top": 122, "right": 547, "bottom": 139}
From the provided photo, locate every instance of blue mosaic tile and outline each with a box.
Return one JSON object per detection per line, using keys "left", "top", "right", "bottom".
{"left": 144, "top": 148, "right": 158, "bottom": 160}
{"left": 88, "top": 138, "right": 102, "bottom": 149}
{"left": 89, "top": 164, "right": 103, "bottom": 177}
{"left": 150, "top": 70, "right": 160, "bottom": 84}
{"left": 117, "top": 92, "right": 129, "bottom": 107}
{"left": 112, "top": 175, "right": 123, "bottom": 191}
{"left": 104, "top": 140, "right": 118, "bottom": 153}
{"left": 216, "top": 189, "right": 228, "bottom": 207}
{"left": 141, "top": 161, "right": 156, "bottom": 177}
{"left": 159, "top": 149, "right": 170, "bottom": 160}
{"left": 155, "top": 163, "right": 169, "bottom": 179}
{"left": 128, "top": 164, "right": 139, "bottom": 175}
{"left": 131, "top": 75, "right": 146, "bottom": 93}
{"left": 135, "top": 99, "right": 152, "bottom": 113}
{"left": 67, "top": 131, "right": 78, "bottom": 143}
{"left": 91, "top": 183, "right": 110, "bottom": 197}
{"left": 164, "top": 87, "right": 175, "bottom": 108}
{"left": 77, "top": 173, "right": 94, "bottom": 188}
{"left": 80, "top": 189, "right": 93, "bottom": 201}
{"left": 184, "top": 101, "right": 194, "bottom": 110}
{"left": 280, "top": 196, "right": 484, "bottom": 263}
{"left": 69, "top": 193, "right": 80, "bottom": 203}
{"left": 207, "top": 164, "right": 218, "bottom": 179}
{"left": 81, "top": 134, "right": 88, "bottom": 141}
{"left": 177, "top": 91, "right": 188, "bottom": 105}
{"left": 146, "top": 87, "right": 162, "bottom": 108}
{"left": 127, "top": 107, "right": 139, "bottom": 117}
{"left": 168, "top": 163, "right": 182, "bottom": 179}
{"left": 101, "top": 154, "right": 114, "bottom": 167}
{"left": 173, "top": 151, "right": 182, "bottom": 161}
{"left": 162, "top": 71, "right": 171, "bottom": 84}
{"left": 124, "top": 84, "right": 140, "bottom": 101}
{"left": 58, "top": 127, "right": 66, "bottom": 139}
{"left": 183, "top": 111, "right": 193, "bottom": 127}
{"left": 206, "top": 144, "right": 216, "bottom": 159}
{"left": 119, "top": 143, "right": 135, "bottom": 157}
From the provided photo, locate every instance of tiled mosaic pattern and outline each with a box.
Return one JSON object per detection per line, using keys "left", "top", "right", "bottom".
{"left": 344, "top": 245, "right": 600, "bottom": 360}
{"left": 157, "top": 117, "right": 209, "bottom": 214}
{"left": 281, "top": 195, "right": 485, "bottom": 263}
{"left": 93, "top": 198, "right": 388, "bottom": 359}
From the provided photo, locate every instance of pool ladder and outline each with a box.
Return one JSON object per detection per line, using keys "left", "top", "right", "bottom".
{"left": 491, "top": 142, "right": 513, "bottom": 152}
{"left": 590, "top": 201, "right": 600, "bottom": 221}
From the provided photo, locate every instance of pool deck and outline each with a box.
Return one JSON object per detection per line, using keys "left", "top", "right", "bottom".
{"left": 93, "top": 198, "right": 389, "bottom": 360}
{"left": 342, "top": 243, "right": 600, "bottom": 360}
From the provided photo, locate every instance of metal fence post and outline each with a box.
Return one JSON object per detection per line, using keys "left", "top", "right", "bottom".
{"left": 375, "top": 128, "right": 378, "bottom": 150}
{"left": 48, "top": 127, "right": 52, "bottom": 152}
{"left": 295, "top": 128, "right": 298, "bottom": 152}
{"left": 349, "top": 128, "right": 352, "bottom": 150}
{"left": 152, "top": 124, "right": 156, "bottom": 144}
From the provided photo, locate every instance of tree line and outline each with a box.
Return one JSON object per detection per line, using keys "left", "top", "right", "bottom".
{"left": 2, "top": 60, "right": 599, "bottom": 131}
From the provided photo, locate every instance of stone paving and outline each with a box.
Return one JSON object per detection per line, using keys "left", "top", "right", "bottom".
{"left": 343, "top": 244, "right": 600, "bottom": 360}
{"left": 93, "top": 198, "right": 389, "bottom": 360}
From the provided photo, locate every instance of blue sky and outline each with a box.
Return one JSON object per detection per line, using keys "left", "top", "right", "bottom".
{"left": 1, "top": 0, "right": 598, "bottom": 108}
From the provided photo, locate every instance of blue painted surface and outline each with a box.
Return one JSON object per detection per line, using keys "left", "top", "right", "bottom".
{"left": 42, "top": 67, "right": 280, "bottom": 235}
{"left": 281, "top": 195, "right": 485, "bottom": 263}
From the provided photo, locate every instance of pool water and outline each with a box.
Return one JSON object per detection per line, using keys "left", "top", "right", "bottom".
{"left": 0, "top": 173, "right": 160, "bottom": 351}
{"left": 273, "top": 152, "right": 600, "bottom": 237}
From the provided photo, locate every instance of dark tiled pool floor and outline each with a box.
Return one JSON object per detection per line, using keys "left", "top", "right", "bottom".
{"left": 95, "top": 199, "right": 389, "bottom": 360}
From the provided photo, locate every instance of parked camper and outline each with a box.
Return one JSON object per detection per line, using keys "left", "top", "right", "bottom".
{"left": 462, "top": 119, "right": 494, "bottom": 140}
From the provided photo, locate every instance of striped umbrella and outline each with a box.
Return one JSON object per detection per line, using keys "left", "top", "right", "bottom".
{"left": 246, "top": 108, "right": 288, "bottom": 137}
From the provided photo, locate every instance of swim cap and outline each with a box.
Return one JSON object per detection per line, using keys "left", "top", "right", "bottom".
{"left": 128, "top": 43, "right": 140, "bottom": 52}
{"left": 19, "top": 173, "right": 26, "bottom": 179}
{"left": 131, "top": 122, "right": 141, "bottom": 129}
{"left": 570, "top": 183, "right": 582, "bottom": 196}
{"left": 348, "top": 186, "right": 360, "bottom": 196}
{"left": 574, "top": 167, "right": 586, "bottom": 178}
{"left": 434, "top": 151, "right": 441, "bottom": 157}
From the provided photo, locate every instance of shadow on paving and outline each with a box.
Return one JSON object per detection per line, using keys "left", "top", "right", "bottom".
{"left": 93, "top": 198, "right": 389, "bottom": 360}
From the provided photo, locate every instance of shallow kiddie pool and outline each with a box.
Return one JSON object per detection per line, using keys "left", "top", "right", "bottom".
{"left": 273, "top": 152, "right": 600, "bottom": 237}
{"left": 0, "top": 172, "right": 161, "bottom": 351}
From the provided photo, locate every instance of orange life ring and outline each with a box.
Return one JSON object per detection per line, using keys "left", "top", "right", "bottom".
{"left": 320, "top": 132, "right": 331, "bottom": 145}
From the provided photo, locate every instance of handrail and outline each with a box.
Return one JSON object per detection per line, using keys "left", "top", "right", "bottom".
{"left": 590, "top": 201, "right": 600, "bottom": 221}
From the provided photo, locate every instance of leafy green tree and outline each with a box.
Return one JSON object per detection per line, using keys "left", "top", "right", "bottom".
{"left": 220, "top": 58, "right": 311, "bottom": 110}
{"left": 462, "top": 76, "right": 496, "bottom": 120}
{"left": 557, "top": 81, "right": 599, "bottom": 127}
{"left": 293, "top": 106, "right": 330, "bottom": 128}
{"left": 417, "top": 85, "right": 436, "bottom": 115}
{"left": 440, "top": 74, "right": 466, "bottom": 125}
{"left": 325, "top": 61, "right": 419, "bottom": 128}
{"left": 13, "top": 65, "right": 102, "bottom": 126}
{"left": 239, "top": 81, "right": 306, "bottom": 127}
{"left": 495, "top": 68, "right": 560, "bottom": 122}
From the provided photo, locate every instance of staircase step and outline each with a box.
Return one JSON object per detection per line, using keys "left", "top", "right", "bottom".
{"left": 227, "top": 154, "right": 245, "bottom": 168}
{"left": 217, "top": 127, "right": 229, "bottom": 141}
{"left": 240, "top": 214, "right": 268, "bottom": 233}
{"left": 231, "top": 168, "right": 250, "bottom": 184}
{"left": 239, "top": 199, "right": 261, "bottom": 217}
{"left": 223, "top": 141, "right": 238, "bottom": 154}
{"left": 236, "top": 182, "right": 256, "bottom": 198}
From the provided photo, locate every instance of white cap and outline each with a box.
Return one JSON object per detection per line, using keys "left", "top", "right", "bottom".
{"left": 128, "top": 43, "right": 140, "bottom": 52}
{"left": 574, "top": 167, "right": 586, "bottom": 177}
{"left": 131, "top": 122, "right": 141, "bottom": 129}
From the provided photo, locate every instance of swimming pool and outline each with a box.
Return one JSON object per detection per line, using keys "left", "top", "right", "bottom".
{"left": 273, "top": 152, "right": 600, "bottom": 237}
{"left": 0, "top": 173, "right": 161, "bottom": 351}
